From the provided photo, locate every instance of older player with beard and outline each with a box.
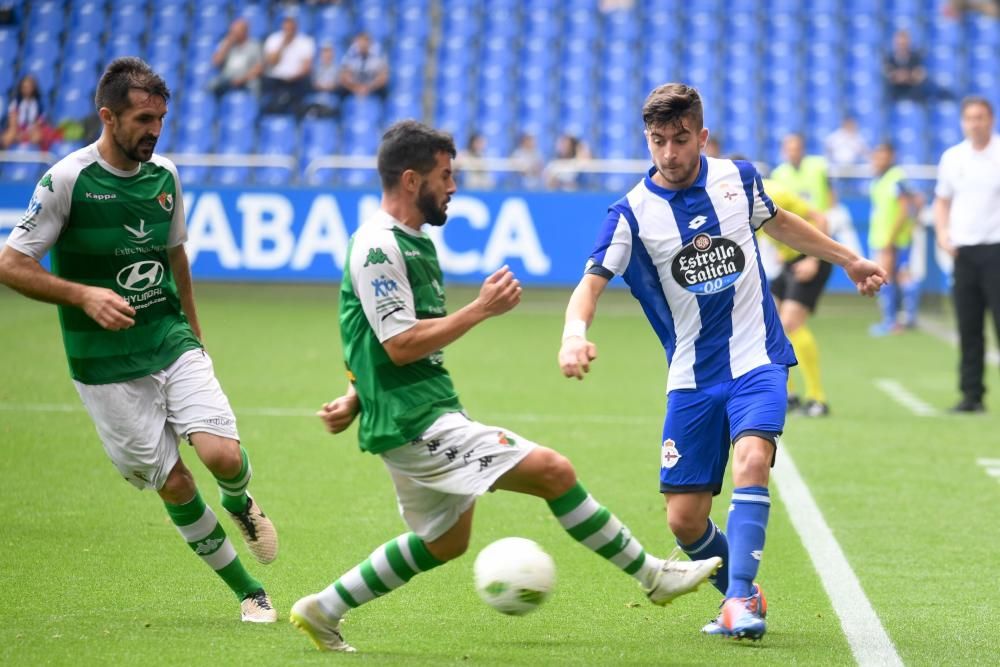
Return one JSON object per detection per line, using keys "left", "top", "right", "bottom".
{"left": 289, "top": 120, "right": 722, "bottom": 653}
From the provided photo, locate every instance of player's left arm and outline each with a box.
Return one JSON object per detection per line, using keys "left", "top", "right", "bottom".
{"left": 317, "top": 382, "right": 360, "bottom": 434}
{"left": 164, "top": 164, "right": 201, "bottom": 340}
{"left": 167, "top": 244, "right": 201, "bottom": 341}
{"left": 764, "top": 207, "right": 887, "bottom": 296}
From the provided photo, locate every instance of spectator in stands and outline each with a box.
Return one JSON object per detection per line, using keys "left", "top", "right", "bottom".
{"left": 336, "top": 31, "right": 389, "bottom": 101}
{"left": 510, "top": 132, "right": 545, "bottom": 190}
{"left": 2, "top": 75, "right": 55, "bottom": 150}
{"left": 884, "top": 29, "right": 928, "bottom": 102}
{"left": 305, "top": 42, "right": 339, "bottom": 118}
{"left": 824, "top": 116, "right": 869, "bottom": 169}
{"left": 458, "top": 132, "right": 495, "bottom": 190}
{"left": 262, "top": 14, "right": 316, "bottom": 115}
{"left": 208, "top": 18, "right": 264, "bottom": 98}
{"left": 546, "top": 133, "right": 585, "bottom": 190}
{"left": 944, "top": 0, "right": 1000, "bottom": 18}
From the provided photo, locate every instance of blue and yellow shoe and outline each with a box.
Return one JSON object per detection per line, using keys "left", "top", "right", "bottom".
{"left": 701, "top": 583, "right": 766, "bottom": 638}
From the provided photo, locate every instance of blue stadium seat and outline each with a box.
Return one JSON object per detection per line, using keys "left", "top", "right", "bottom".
{"left": 239, "top": 4, "right": 270, "bottom": 40}
{"left": 155, "top": 120, "right": 173, "bottom": 154}
{"left": 194, "top": 3, "right": 230, "bottom": 41}
{"left": 111, "top": 2, "right": 147, "bottom": 38}
{"left": 255, "top": 165, "right": 293, "bottom": 186}
{"left": 177, "top": 165, "right": 210, "bottom": 185}
{"left": 53, "top": 86, "right": 92, "bottom": 122}
{"left": 27, "top": 1, "right": 66, "bottom": 35}
{"left": 0, "top": 27, "right": 17, "bottom": 62}
{"left": 259, "top": 115, "right": 298, "bottom": 153}
{"left": 152, "top": 3, "right": 188, "bottom": 38}
{"left": 20, "top": 56, "right": 56, "bottom": 94}
{"left": 50, "top": 141, "right": 85, "bottom": 159}
{"left": 105, "top": 34, "right": 142, "bottom": 63}
{"left": 72, "top": 1, "right": 107, "bottom": 36}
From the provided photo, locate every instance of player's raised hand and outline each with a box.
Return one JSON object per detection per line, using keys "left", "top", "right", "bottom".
{"left": 844, "top": 257, "right": 889, "bottom": 297}
{"left": 476, "top": 265, "right": 522, "bottom": 317}
{"left": 81, "top": 286, "right": 136, "bottom": 331}
{"left": 317, "top": 393, "right": 360, "bottom": 434}
{"left": 559, "top": 336, "right": 598, "bottom": 380}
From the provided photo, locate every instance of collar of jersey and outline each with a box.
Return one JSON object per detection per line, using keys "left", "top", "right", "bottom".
{"left": 373, "top": 208, "right": 422, "bottom": 237}
{"left": 643, "top": 155, "right": 708, "bottom": 200}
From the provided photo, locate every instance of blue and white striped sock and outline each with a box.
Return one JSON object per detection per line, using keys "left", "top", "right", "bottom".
{"left": 725, "top": 486, "right": 770, "bottom": 599}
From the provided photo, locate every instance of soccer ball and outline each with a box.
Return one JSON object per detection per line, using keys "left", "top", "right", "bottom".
{"left": 473, "top": 537, "right": 556, "bottom": 615}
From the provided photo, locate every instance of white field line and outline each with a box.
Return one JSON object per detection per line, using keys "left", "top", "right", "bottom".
{"left": 975, "top": 458, "right": 1000, "bottom": 480}
{"left": 873, "top": 378, "right": 938, "bottom": 417}
{"left": 773, "top": 445, "right": 904, "bottom": 667}
{"left": 0, "top": 402, "right": 657, "bottom": 425}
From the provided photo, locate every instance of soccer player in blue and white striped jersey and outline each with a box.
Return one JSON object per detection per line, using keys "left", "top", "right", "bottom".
{"left": 558, "top": 84, "right": 886, "bottom": 640}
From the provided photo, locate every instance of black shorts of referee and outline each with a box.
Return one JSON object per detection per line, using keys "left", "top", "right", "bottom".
{"left": 769, "top": 255, "right": 833, "bottom": 312}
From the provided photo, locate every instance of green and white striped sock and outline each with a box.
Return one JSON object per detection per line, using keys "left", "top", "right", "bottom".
{"left": 215, "top": 446, "right": 251, "bottom": 515}
{"left": 164, "top": 490, "right": 262, "bottom": 599}
{"left": 316, "top": 533, "right": 444, "bottom": 619}
{"left": 547, "top": 482, "right": 663, "bottom": 589}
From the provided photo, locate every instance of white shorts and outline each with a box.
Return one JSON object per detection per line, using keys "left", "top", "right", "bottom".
{"left": 74, "top": 349, "right": 239, "bottom": 491}
{"left": 381, "top": 412, "right": 537, "bottom": 542}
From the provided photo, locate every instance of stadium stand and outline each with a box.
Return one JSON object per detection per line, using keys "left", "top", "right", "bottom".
{"left": 1, "top": 0, "right": 998, "bottom": 189}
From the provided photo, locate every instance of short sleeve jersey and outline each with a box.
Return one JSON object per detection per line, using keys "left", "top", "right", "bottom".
{"left": 339, "top": 210, "right": 462, "bottom": 454}
{"left": 4, "top": 144, "right": 200, "bottom": 384}
{"left": 585, "top": 156, "right": 796, "bottom": 392}
{"left": 934, "top": 135, "right": 1000, "bottom": 248}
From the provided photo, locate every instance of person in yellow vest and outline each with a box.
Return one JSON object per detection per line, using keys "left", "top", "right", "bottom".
{"left": 761, "top": 177, "right": 833, "bottom": 417}
{"left": 868, "top": 142, "right": 921, "bottom": 335}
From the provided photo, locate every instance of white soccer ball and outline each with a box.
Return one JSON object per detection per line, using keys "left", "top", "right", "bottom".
{"left": 473, "top": 537, "right": 556, "bottom": 616}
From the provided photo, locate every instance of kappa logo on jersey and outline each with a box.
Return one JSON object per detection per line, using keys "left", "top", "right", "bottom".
{"left": 670, "top": 232, "right": 746, "bottom": 295}
{"left": 371, "top": 276, "right": 398, "bottom": 296}
{"left": 124, "top": 219, "right": 153, "bottom": 244}
{"left": 156, "top": 192, "right": 174, "bottom": 212}
{"left": 661, "top": 439, "right": 682, "bottom": 469}
{"left": 16, "top": 193, "right": 42, "bottom": 231}
{"left": 39, "top": 173, "right": 53, "bottom": 192}
{"left": 116, "top": 260, "right": 165, "bottom": 291}
{"left": 85, "top": 191, "right": 117, "bottom": 200}
{"left": 688, "top": 215, "right": 709, "bottom": 230}
{"left": 364, "top": 247, "right": 392, "bottom": 266}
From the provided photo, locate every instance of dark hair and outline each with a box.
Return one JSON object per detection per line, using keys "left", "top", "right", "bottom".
{"left": 642, "top": 83, "right": 703, "bottom": 131}
{"left": 94, "top": 57, "right": 170, "bottom": 115}
{"left": 874, "top": 141, "right": 896, "bottom": 153}
{"left": 960, "top": 95, "right": 994, "bottom": 116}
{"left": 377, "top": 120, "right": 457, "bottom": 190}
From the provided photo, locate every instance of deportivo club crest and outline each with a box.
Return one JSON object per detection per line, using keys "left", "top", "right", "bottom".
{"left": 157, "top": 192, "right": 174, "bottom": 212}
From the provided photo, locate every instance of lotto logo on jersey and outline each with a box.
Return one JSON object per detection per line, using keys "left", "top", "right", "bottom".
{"left": 670, "top": 233, "right": 745, "bottom": 295}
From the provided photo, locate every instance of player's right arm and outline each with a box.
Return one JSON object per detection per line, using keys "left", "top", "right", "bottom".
{"left": 0, "top": 168, "right": 135, "bottom": 330}
{"left": 0, "top": 246, "right": 136, "bottom": 330}
{"left": 932, "top": 149, "right": 956, "bottom": 257}
{"left": 558, "top": 273, "right": 608, "bottom": 380}
{"left": 317, "top": 382, "right": 360, "bottom": 434}
{"left": 382, "top": 265, "right": 521, "bottom": 366}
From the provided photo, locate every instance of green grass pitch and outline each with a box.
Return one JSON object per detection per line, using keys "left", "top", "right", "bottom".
{"left": 2, "top": 283, "right": 998, "bottom": 665}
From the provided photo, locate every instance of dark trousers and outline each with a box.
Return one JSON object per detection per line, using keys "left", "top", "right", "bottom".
{"left": 952, "top": 243, "right": 1000, "bottom": 401}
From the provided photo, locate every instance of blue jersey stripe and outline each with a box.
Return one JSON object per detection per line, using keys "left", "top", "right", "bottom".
{"left": 662, "top": 175, "right": 734, "bottom": 386}
{"left": 619, "top": 203, "right": 677, "bottom": 363}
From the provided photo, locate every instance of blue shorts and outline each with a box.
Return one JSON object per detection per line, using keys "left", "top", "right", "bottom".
{"left": 659, "top": 364, "right": 787, "bottom": 496}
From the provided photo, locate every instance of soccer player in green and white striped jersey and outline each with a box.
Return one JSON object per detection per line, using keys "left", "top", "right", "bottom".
{"left": 289, "top": 121, "right": 721, "bottom": 653}
{"left": 0, "top": 58, "right": 277, "bottom": 623}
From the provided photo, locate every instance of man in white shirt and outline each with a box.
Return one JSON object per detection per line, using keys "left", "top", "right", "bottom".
{"left": 933, "top": 96, "right": 1000, "bottom": 412}
{"left": 262, "top": 14, "right": 316, "bottom": 115}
